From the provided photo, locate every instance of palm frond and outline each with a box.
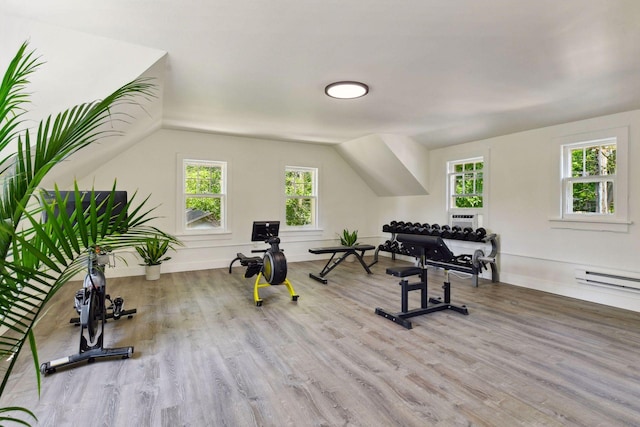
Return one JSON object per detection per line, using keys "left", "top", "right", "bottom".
{"left": 0, "top": 42, "right": 42, "bottom": 165}
{"left": 0, "top": 40, "right": 177, "bottom": 424}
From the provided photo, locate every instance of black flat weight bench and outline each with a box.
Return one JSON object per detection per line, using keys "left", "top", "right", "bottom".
{"left": 308, "top": 244, "right": 376, "bottom": 284}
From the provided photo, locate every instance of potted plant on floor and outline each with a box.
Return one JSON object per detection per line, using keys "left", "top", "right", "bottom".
{"left": 136, "top": 236, "right": 180, "bottom": 280}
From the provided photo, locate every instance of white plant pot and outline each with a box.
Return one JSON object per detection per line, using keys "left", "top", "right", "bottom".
{"left": 145, "top": 264, "right": 162, "bottom": 281}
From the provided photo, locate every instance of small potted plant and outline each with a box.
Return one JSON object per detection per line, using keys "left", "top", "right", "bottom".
{"left": 340, "top": 229, "right": 359, "bottom": 247}
{"left": 136, "top": 236, "right": 177, "bottom": 280}
{"left": 339, "top": 229, "right": 359, "bottom": 262}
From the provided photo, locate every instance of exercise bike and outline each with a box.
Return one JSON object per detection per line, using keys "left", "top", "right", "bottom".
{"left": 229, "top": 221, "right": 299, "bottom": 306}
{"left": 40, "top": 247, "right": 136, "bottom": 375}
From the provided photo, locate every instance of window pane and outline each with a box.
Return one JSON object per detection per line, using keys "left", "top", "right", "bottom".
{"left": 464, "top": 173, "right": 475, "bottom": 193}
{"left": 285, "top": 170, "right": 313, "bottom": 196}
{"left": 448, "top": 158, "right": 484, "bottom": 210}
{"left": 571, "top": 181, "right": 614, "bottom": 214}
{"left": 286, "top": 198, "right": 313, "bottom": 226}
{"left": 571, "top": 148, "right": 585, "bottom": 177}
{"left": 454, "top": 175, "right": 464, "bottom": 195}
{"left": 571, "top": 182, "right": 596, "bottom": 212}
{"left": 454, "top": 195, "right": 483, "bottom": 208}
{"left": 185, "top": 197, "right": 221, "bottom": 229}
{"left": 186, "top": 164, "right": 222, "bottom": 194}
{"left": 600, "top": 145, "right": 616, "bottom": 175}
{"left": 570, "top": 144, "right": 616, "bottom": 178}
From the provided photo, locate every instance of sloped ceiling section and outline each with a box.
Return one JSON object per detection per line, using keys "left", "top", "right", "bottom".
{"left": 1, "top": 15, "right": 167, "bottom": 188}
{"left": 335, "top": 134, "right": 429, "bottom": 197}
{"left": 43, "top": 56, "right": 167, "bottom": 189}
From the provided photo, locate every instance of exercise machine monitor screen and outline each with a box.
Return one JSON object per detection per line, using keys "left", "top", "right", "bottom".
{"left": 251, "top": 221, "right": 280, "bottom": 242}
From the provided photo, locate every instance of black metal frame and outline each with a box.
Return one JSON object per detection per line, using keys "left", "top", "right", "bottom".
{"left": 374, "top": 224, "right": 499, "bottom": 287}
{"left": 308, "top": 244, "right": 376, "bottom": 284}
{"left": 375, "top": 234, "right": 469, "bottom": 329}
{"left": 40, "top": 251, "right": 135, "bottom": 375}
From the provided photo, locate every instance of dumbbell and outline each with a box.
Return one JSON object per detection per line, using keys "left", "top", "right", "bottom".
{"left": 429, "top": 224, "right": 441, "bottom": 236}
{"left": 403, "top": 222, "right": 416, "bottom": 233}
{"left": 462, "top": 227, "right": 474, "bottom": 240}
{"left": 379, "top": 240, "right": 392, "bottom": 251}
{"left": 411, "top": 223, "right": 425, "bottom": 234}
{"left": 382, "top": 223, "right": 392, "bottom": 233}
{"left": 407, "top": 222, "right": 421, "bottom": 233}
{"left": 440, "top": 225, "right": 452, "bottom": 238}
{"left": 400, "top": 245, "right": 412, "bottom": 256}
{"left": 468, "top": 227, "right": 487, "bottom": 242}
{"left": 419, "top": 224, "right": 431, "bottom": 235}
{"left": 450, "top": 225, "right": 464, "bottom": 240}
{"left": 476, "top": 227, "right": 487, "bottom": 240}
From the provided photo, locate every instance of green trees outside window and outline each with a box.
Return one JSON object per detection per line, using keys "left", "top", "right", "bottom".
{"left": 285, "top": 167, "right": 316, "bottom": 227}
{"left": 450, "top": 159, "right": 483, "bottom": 208}
{"left": 184, "top": 161, "right": 225, "bottom": 229}
{"left": 568, "top": 144, "right": 616, "bottom": 214}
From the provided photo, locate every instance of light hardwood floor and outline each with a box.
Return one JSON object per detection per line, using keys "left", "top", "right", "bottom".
{"left": 2, "top": 257, "right": 640, "bottom": 426}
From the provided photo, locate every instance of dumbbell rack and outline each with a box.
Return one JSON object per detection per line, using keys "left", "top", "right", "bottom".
{"left": 373, "top": 221, "right": 499, "bottom": 287}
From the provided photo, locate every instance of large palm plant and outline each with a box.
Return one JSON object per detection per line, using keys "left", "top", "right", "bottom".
{"left": 0, "top": 42, "right": 179, "bottom": 425}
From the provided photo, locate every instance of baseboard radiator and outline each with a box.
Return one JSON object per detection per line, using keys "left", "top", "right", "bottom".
{"left": 575, "top": 268, "right": 640, "bottom": 292}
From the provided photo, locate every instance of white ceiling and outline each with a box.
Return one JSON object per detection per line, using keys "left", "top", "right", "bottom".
{"left": 3, "top": 0, "right": 640, "bottom": 148}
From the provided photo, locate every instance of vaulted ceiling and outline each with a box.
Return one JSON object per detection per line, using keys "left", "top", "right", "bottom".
{"left": 3, "top": 0, "right": 640, "bottom": 149}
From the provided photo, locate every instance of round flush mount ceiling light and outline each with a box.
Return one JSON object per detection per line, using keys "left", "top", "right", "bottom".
{"left": 325, "top": 81, "right": 369, "bottom": 99}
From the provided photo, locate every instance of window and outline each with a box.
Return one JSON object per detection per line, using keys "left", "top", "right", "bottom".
{"left": 447, "top": 157, "right": 484, "bottom": 209}
{"left": 285, "top": 166, "right": 317, "bottom": 228}
{"left": 563, "top": 141, "right": 616, "bottom": 215}
{"left": 182, "top": 159, "right": 226, "bottom": 232}
{"left": 551, "top": 126, "right": 629, "bottom": 232}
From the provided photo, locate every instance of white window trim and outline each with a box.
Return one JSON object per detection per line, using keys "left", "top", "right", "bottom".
{"left": 550, "top": 126, "right": 629, "bottom": 232}
{"left": 446, "top": 153, "right": 488, "bottom": 218}
{"left": 283, "top": 165, "right": 319, "bottom": 230}
{"left": 177, "top": 155, "right": 228, "bottom": 235}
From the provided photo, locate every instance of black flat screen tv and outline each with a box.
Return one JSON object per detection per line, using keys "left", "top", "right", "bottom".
{"left": 41, "top": 190, "right": 128, "bottom": 225}
{"left": 251, "top": 221, "right": 280, "bottom": 242}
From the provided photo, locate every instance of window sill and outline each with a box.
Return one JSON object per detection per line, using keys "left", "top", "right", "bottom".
{"left": 549, "top": 217, "right": 631, "bottom": 233}
{"left": 280, "top": 228, "right": 324, "bottom": 238}
{"left": 176, "top": 231, "right": 232, "bottom": 241}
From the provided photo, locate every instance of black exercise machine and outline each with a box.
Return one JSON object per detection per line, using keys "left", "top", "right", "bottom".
{"left": 308, "top": 244, "right": 376, "bottom": 284}
{"left": 40, "top": 248, "right": 136, "bottom": 375}
{"left": 375, "top": 221, "right": 498, "bottom": 287}
{"left": 229, "top": 221, "right": 299, "bottom": 306}
{"left": 375, "top": 234, "right": 469, "bottom": 329}
{"left": 69, "top": 284, "right": 136, "bottom": 325}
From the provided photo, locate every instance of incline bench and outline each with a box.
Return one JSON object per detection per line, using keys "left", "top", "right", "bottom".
{"left": 308, "top": 244, "right": 376, "bottom": 284}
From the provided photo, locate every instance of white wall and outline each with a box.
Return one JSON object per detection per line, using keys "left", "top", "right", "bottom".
{"left": 378, "top": 109, "right": 640, "bottom": 312}
{"left": 77, "top": 128, "right": 379, "bottom": 277}
{"left": 77, "top": 109, "right": 640, "bottom": 312}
